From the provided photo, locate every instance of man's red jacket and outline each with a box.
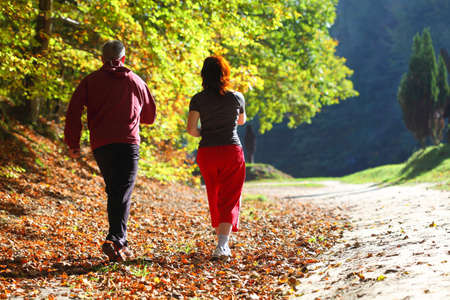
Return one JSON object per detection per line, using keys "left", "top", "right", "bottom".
{"left": 64, "top": 63, "right": 156, "bottom": 150}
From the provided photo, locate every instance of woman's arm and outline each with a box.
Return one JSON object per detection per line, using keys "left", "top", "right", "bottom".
{"left": 187, "top": 111, "right": 201, "bottom": 137}
{"left": 237, "top": 112, "right": 247, "bottom": 125}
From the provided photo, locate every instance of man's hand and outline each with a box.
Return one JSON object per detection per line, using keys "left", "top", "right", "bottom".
{"left": 68, "top": 148, "right": 81, "bottom": 159}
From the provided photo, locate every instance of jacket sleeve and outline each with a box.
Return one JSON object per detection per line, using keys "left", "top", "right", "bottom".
{"left": 64, "top": 79, "right": 87, "bottom": 149}
{"left": 140, "top": 85, "right": 157, "bottom": 125}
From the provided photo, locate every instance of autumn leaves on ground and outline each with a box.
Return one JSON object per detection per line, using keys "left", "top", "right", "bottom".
{"left": 0, "top": 120, "right": 346, "bottom": 299}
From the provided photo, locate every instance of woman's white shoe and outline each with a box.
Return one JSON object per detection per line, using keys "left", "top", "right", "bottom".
{"left": 212, "top": 246, "right": 231, "bottom": 259}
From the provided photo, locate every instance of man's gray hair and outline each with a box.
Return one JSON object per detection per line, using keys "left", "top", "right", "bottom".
{"left": 102, "top": 40, "right": 126, "bottom": 61}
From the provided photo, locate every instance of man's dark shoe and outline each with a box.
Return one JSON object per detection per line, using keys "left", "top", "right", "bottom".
{"left": 101, "top": 241, "right": 133, "bottom": 262}
{"left": 118, "top": 246, "right": 134, "bottom": 261}
{"left": 101, "top": 241, "right": 122, "bottom": 262}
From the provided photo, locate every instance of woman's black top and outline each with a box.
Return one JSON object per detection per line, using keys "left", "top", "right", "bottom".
{"left": 189, "top": 90, "right": 245, "bottom": 148}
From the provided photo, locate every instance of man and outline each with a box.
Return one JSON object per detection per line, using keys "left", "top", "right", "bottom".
{"left": 64, "top": 40, "right": 156, "bottom": 262}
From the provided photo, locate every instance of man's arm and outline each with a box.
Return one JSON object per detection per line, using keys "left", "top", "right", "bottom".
{"left": 64, "top": 79, "right": 87, "bottom": 157}
{"left": 187, "top": 111, "right": 201, "bottom": 137}
{"left": 235, "top": 91, "right": 246, "bottom": 125}
{"left": 140, "top": 86, "right": 156, "bottom": 124}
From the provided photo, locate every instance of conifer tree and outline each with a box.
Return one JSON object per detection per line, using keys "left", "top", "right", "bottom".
{"left": 441, "top": 49, "right": 450, "bottom": 142}
{"left": 398, "top": 29, "right": 438, "bottom": 147}
{"left": 431, "top": 55, "right": 450, "bottom": 144}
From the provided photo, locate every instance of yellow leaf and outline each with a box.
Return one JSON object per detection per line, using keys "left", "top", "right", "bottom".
{"left": 279, "top": 277, "right": 288, "bottom": 284}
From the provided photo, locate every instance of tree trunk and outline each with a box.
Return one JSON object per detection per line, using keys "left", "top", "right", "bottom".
{"left": 435, "top": 110, "right": 445, "bottom": 144}
{"left": 419, "top": 137, "right": 427, "bottom": 149}
{"left": 35, "top": 0, "right": 52, "bottom": 54}
{"left": 447, "top": 125, "right": 450, "bottom": 143}
{"left": 244, "top": 125, "right": 256, "bottom": 163}
{"left": 27, "top": 0, "right": 52, "bottom": 124}
{"left": 0, "top": 97, "right": 11, "bottom": 140}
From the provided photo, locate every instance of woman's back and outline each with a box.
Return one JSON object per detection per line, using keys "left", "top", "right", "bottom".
{"left": 189, "top": 90, "right": 245, "bottom": 148}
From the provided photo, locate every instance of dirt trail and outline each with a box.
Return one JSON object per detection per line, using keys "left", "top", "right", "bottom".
{"left": 244, "top": 181, "right": 450, "bottom": 299}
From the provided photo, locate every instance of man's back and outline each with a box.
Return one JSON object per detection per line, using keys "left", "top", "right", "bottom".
{"left": 64, "top": 63, "right": 156, "bottom": 150}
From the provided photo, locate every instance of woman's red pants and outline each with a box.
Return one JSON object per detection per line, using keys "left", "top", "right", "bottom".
{"left": 197, "top": 145, "right": 246, "bottom": 232}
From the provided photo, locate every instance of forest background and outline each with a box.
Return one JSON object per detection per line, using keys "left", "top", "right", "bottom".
{"left": 254, "top": 0, "right": 450, "bottom": 177}
{"left": 2, "top": 0, "right": 448, "bottom": 181}
{"left": 0, "top": 0, "right": 358, "bottom": 183}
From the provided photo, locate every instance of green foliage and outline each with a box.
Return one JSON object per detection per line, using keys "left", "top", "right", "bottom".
{"left": 421, "top": 30, "right": 439, "bottom": 103}
{"left": 240, "top": 0, "right": 358, "bottom": 132}
{"left": 432, "top": 54, "right": 450, "bottom": 143}
{"left": 138, "top": 153, "right": 198, "bottom": 184}
{"left": 437, "top": 55, "right": 450, "bottom": 108}
{"left": 0, "top": 0, "right": 357, "bottom": 181}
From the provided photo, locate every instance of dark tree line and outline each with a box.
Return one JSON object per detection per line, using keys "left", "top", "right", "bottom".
{"left": 251, "top": 0, "right": 450, "bottom": 177}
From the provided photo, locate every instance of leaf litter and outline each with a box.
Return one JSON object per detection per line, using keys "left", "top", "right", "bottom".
{"left": 0, "top": 121, "right": 345, "bottom": 298}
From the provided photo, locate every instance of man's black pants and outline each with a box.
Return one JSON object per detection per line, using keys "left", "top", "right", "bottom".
{"left": 93, "top": 143, "right": 139, "bottom": 248}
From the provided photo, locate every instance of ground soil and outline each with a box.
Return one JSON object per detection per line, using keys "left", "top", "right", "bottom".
{"left": 244, "top": 181, "right": 450, "bottom": 299}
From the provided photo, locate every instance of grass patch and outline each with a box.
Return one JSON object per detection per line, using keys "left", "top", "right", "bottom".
{"left": 245, "top": 163, "right": 292, "bottom": 181}
{"left": 243, "top": 193, "right": 269, "bottom": 202}
{"left": 129, "top": 264, "right": 152, "bottom": 278}
{"left": 94, "top": 262, "right": 121, "bottom": 274}
{"left": 341, "top": 164, "right": 402, "bottom": 184}
{"left": 176, "top": 241, "right": 195, "bottom": 254}
{"left": 342, "top": 144, "right": 450, "bottom": 190}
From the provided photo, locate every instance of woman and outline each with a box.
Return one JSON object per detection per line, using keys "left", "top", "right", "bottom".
{"left": 187, "top": 56, "right": 246, "bottom": 259}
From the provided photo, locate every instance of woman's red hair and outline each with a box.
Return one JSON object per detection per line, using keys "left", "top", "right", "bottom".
{"left": 201, "top": 56, "right": 231, "bottom": 95}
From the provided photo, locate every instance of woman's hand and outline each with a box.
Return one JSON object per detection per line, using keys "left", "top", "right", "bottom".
{"left": 187, "top": 111, "right": 201, "bottom": 137}
{"left": 237, "top": 112, "right": 246, "bottom": 125}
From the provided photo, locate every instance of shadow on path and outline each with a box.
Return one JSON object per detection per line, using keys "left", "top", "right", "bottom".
{"left": 0, "top": 258, "right": 105, "bottom": 279}
{"left": 0, "top": 252, "right": 214, "bottom": 280}
{"left": 283, "top": 183, "right": 388, "bottom": 200}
